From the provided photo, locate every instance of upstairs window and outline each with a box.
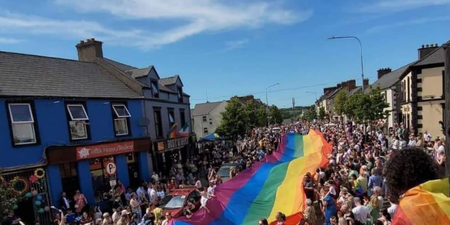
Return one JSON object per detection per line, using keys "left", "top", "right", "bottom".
{"left": 154, "top": 108, "right": 163, "bottom": 138}
{"left": 177, "top": 87, "right": 183, "bottom": 103}
{"left": 67, "top": 104, "right": 89, "bottom": 140}
{"left": 8, "top": 103, "right": 37, "bottom": 145}
{"left": 179, "top": 109, "right": 186, "bottom": 127}
{"left": 151, "top": 81, "right": 159, "bottom": 98}
{"left": 202, "top": 116, "right": 207, "bottom": 122}
{"left": 112, "top": 104, "right": 131, "bottom": 136}
{"left": 203, "top": 127, "right": 208, "bottom": 134}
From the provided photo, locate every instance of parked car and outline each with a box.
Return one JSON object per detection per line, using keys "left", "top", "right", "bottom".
{"left": 217, "top": 163, "right": 239, "bottom": 182}
{"left": 159, "top": 187, "right": 201, "bottom": 218}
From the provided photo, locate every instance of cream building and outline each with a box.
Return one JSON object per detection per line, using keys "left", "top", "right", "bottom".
{"left": 192, "top": 101, "right": 228, "bottom": 138}
{"left": 399, "top": 44, "right": 445, "bottom": 136}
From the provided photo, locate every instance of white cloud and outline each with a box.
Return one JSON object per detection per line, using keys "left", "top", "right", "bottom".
{"left": 367, "top": 16, "right": 450, "bottom": 33}
{"left": 0, "top": 37, "right": 22, "bottom": 44}
{"left": 225, "top": 39, "right": 249, "bottom": 50}
{"left": 357, "top": 0, "right": 450, "bottom": 13}
{"left": 52, "top": 0, "right": 312, "bottom": 49}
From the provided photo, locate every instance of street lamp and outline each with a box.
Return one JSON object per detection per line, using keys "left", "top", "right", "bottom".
{"left": 328, "top": 36, "right": 365, "bottom": 92}
{"left": 266, "top": 83, "right": 280, "bottom": 126}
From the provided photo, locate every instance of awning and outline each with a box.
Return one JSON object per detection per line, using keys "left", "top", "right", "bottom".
{"left": 199, "top": 133, "right": 228, "bottom": 142}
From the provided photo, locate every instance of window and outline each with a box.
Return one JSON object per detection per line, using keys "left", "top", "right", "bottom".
{"left": 8, "top": 103, "right": 37, "bottom": 145}
{"left": 67, "top": 104, "right": 89, "bottom": 140}
{"left": 179, "top": 109, "right": 186, "bottom": 127}
{"left": 154, "top": 108, "right": 163, "bottom": 138}
{"left": 90, "top": 157, "right": 116, "bottom": 203}
{"left": 168, "top": 109, "right": 175, "bottom": 128}
{"left": 151, "top": 80, "right": 159, "bottom": 98}
{"left": 203, "top": 127, "right": 208, "bottom": 134}
{"left": 59, "top": 163, "right": 80, "bottom": 198}
{"left": 202, "top": 116, "right": 207, "bottom": 122}
{"left": 112, "top": 104, "right": 131, "bottom": 136}
{"left": 177, "top": 87, "right": 183, "bottom": 103}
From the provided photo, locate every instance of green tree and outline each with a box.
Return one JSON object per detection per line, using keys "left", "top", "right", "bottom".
{"left": 216, "top": 97, "right": 247, "bottom": 139}
{"left": 303, "top": 105, "right": 317, "bottom": 121}
{"left": 334, "top": 90, "right": 348, "bottom": 116}
{"left": 244, "top": 100, "right": 258, "bottom": 131}
{"left": 318, "top": 106, "right": 326, "bottom": 120}
{"left": 256, "top": 106, "right": 268, "bottom": 127}
{"left": 269, "top": 105, "right": 283, "bottom": 124}
{"left": 343, "top": 87, "right": 389, "bottom": 123}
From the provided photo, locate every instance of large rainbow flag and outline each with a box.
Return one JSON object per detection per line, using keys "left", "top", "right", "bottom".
{"left": 170, "top": 130, "right": 332, "bottom": 225}
{"left": 392, "top": 178, "right": 450, "bottom": 225}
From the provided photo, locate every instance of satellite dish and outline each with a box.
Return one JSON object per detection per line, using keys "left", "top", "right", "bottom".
{"left": 138, "top": 117, "right": 151, "bottom": 127}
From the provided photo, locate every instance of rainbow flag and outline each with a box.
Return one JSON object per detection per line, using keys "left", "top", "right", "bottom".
{"left": 168, "top": 123, "right": 177, "bottom": 139}
{"left": 178, "top": 123, "right": 190, "bottom": 137}
{"left": 392, "top": 178, "right": 450, "bottom": 225}
{"left": 170, "top": 130, "right": 331, "bottom": 225}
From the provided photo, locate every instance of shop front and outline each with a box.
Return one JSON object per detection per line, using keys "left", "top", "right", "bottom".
{"left": 46, "top": 138, "right": 152, "bottom": 211}
{"left": 151, "top": 136, "right": 189, "bottom": 176}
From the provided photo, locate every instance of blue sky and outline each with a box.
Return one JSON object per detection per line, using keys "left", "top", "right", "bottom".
{"left": 1, "top": 0, "right": 449, "bottom": 108}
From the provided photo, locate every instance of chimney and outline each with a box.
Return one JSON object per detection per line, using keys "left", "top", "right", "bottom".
{"left": 418, "top": 43, "right": 439, "bottom": 60}
{"left": 377, "top": 68, "right": 392, "bottom": 79}
{"left": 347, "top": 79, "right": 356, "bottom": 91}
{"left": 363, "top": 78, "right": 369, "bottom": 89}
{"left": 76, "top": 38, "right": 103, "bottom": 62}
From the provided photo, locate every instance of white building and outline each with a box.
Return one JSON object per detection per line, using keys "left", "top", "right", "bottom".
{"left": 192, "top": 101, "right": 228, "bottom": 138}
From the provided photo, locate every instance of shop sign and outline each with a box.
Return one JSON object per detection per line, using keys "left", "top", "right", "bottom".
{"left": 167, "top": 137, "right": 189, "bottom": 151}
{"left": 105, "top": 162, "right": 117, "bottom": 175}
{"left": 76, "top": 141, "right": 134, "bottom": 160}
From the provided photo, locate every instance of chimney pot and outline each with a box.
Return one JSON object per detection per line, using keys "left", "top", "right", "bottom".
{"left": 418, "top": 43, "right": 439, "bottom": 60}
{"left": 422, "top": 45, "right": 425, "bottom": 48}
{"left": 377, "top": 67, "right": 392, "bottom": 79}
{"left": 80, "top": 40, "right": 84, "bottom": 44}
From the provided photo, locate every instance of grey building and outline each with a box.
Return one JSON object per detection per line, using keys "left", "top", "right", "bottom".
{"left": 76, "top": 38, "right": 192, "bottom": 174}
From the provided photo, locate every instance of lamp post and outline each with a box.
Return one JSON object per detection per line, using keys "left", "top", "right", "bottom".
{"left": 266, "top": 83, "right": 280, "bottom": 126}
{"left": 328, "top": 36, "right": 365, "bottom": 92}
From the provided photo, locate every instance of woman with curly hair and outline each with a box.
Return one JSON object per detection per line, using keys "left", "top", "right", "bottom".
{"left": 384, "top": 147, "right": 439, "bottom": 200}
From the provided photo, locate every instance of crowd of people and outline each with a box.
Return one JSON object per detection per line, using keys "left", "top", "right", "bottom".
{"left": 3, "top": 119, "right": 447, "bottom": 225}
{"left": 294, "top": 121, "right": 447, "bottom": 225}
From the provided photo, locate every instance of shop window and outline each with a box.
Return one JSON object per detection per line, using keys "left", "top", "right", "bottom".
{"left": 177, "top": 87, "right": 183, "bottom": 103}
{"left": 59, "top": 163, "right": 80, "bottom": 198}
{"left": 66, "top": 104, "right": 89, "bottom": 140}
{"left": 168, "top": 109, "right": 175, "bottom": 128}
{"left": 112, "top": 104, "right": 131, "bottom": 136}
{"left": 90, "top": 157, "right": 117, "bottom": 203}
{"left": 203, "top": 127, "right": 208, "bottom": 134}
{"left": 151, "top": 80, "right": 159, "bottom": 98}
{"left": 8, "top": 103, "right": 37, "bottom": 145}
{"left": 179, "top": 109, "right": 186, "bottom": 127}
{"left": 154, "top": 108, "right": 163, "bottom": 138}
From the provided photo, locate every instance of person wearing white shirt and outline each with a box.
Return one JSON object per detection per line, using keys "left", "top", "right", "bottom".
{"left": 423, "top": 131, "right": 432, "bottom": 142}
{"left": 207, "top": 182, "right": 216, "bottom": 197}
{"left": 351, "top": 197, "right": 370, "bottom": 224}
{"left": 136, "top": 185, "right": 145, "bottom": 198}
{"left": 151, "top": 172, "right": 160, "bottom": 183}
{"left": 387, "top": 202, "right": 398, "bottom": 218}
{"left": 200, "top": 190, "right": 210, "bottom": 213}
{"left": 147, "top": 185, "right": 156, "bottom": 203}
{"left": 392, "top": 137, "right": 399, "bottom": 150}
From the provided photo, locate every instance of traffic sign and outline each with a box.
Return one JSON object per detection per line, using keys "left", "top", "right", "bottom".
{"left": 105, "top": 162, "right": 117, "bottom": 175}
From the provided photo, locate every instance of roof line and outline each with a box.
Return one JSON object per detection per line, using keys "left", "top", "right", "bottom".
{"left": 0, "top": 50, "right": 93, "bottom": 64}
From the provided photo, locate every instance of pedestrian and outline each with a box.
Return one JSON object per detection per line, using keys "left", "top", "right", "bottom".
{"left": 322, "top": 183, "right": 337, "bottom": 225}
{"left": 275, "top": 212, "right": 286, "bottom": 225}
{"left": 303, "top": 199, "right": 316, "bottom": 225}
{"left": 74, "top": 190, "right": 88, "bottom": 215}
{"left": 258, "top": 218, "right": 269, "bottom": 225}
{"left": 351, "top": 197, "right": 370, "bottom": 225}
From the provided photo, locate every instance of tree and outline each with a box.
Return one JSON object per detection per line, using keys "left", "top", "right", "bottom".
{"left": 343, "top": 87, "right": 390, "bottom": 124}
{"left": 318, "top": 106, "right": 326, "bottom": 120}
{"left": 269, "top": 105, "right": 283, "bottom": 124}
{"left": 334, "top": 90, "right": 348, "bottom": 116}
{"left": 303, "top": 105, "right": 317, "bottom": 121}
{"left": 216, "top": 97, "right": 247, "bottom": 139}
{"left": 256, "top": 106, "right": 268, "bottom": 127}
{"left": 244, "top": 100, "right": 258, "bottom": 131}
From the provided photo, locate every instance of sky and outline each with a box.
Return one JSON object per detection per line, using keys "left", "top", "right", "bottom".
{"left": 0, "top": 0, "right": 449, "bottom": 109}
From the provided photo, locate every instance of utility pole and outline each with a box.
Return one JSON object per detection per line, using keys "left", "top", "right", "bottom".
{"left": 443, "top": 41, "right": 450, "bottom": 191}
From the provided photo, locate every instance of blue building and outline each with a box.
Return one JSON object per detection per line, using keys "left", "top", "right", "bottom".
{"left": 0, "top": 43, "right": 153, "bottom": 223}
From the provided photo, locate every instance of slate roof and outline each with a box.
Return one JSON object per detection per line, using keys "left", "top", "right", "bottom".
{"left": 192, "top": 101, "right": 225, "bottom": 116}
{"left": 414, "top": 47, "right": 445, "bottom": 67}
{"left": 366, "top": 63, "right": 414, "bottom": 93}
{"left": 0, "top": 51, "right": 142, "bottom": 99}
{"left": 160, "top": 75, "right": 179, "bottom": 86}
{"left": 346, "top": 87, "right": 361, "bottom": 97}
{"left": 103, "top": 58, "right": 136, "bottom": 71}
{"left": 126, "top": 66, "right": 154, "bottom": 79}
{"left": 325, "top": 88, "right": 342, "bottom": 99}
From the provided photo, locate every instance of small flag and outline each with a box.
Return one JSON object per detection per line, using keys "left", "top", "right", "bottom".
{"left": 178, "top": 123, "right": 190, "bottom": 137}
{"left": 168, "top": 123, "right": 177, "bottom": 138}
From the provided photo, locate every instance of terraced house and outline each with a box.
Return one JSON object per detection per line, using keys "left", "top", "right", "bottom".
{"left": 0, "top": 38, "right": 192, "bottom": 223}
